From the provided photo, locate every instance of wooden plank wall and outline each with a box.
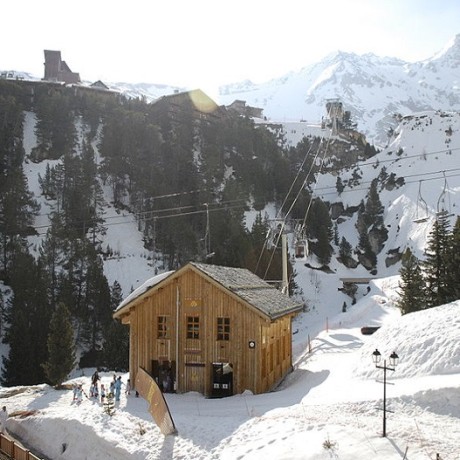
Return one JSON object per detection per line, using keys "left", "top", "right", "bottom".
{"left": 126, "top": 268, "right": 294, "bottom": 396}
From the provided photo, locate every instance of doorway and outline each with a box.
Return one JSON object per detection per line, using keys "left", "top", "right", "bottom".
{"left": 211, "top": 362, "right": 233, "bottom": 398}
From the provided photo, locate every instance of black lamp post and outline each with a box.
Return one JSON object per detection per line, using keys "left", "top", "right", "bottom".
{"left": 372, "top": 348, "right": 399, "bottom": 437}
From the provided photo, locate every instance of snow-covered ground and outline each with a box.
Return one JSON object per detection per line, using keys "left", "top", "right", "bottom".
{"left": 1, "top": 275, "right": 459, "bottom": 460}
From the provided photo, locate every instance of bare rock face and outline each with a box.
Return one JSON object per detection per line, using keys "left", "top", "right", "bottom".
{"left": 385, "top": 247, "right": 402, "bottom": 268}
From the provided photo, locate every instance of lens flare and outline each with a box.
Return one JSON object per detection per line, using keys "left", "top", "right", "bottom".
{"left": 188, "top": 89, "right": 218, "bottom": 114}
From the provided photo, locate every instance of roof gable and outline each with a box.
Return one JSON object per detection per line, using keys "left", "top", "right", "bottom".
{"left": 115, "top": 270, "right": 174, "bottom": 313}
{"left": 114, "top": 262, "right": 303, "bottom": 321}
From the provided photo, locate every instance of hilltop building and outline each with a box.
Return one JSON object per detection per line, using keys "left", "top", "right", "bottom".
{"left": 43, "top": 50, "right": 80, "bottom": 84}
{"left": 226, "top": 100, "right": 264, "bottom": 119}
{"left": 323, "top": 98, "right": 357, "bottom": 134}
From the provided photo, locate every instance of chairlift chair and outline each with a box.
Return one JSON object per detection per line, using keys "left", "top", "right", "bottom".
{"left": 295, "top": 239, "right": 308, "bottom": 258}
{"left": 413, "top": 180, "right": 429, "bottom": 223}
{"left": 436, "top": 171, "right": 454, "bottom": 218}
{"left": 294, "top": 223, "right": 309, "bottom": 258}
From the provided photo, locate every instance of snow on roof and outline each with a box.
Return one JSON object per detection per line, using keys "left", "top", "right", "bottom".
{"left": 115, "top": 270, "right": 174, "bottom": 311}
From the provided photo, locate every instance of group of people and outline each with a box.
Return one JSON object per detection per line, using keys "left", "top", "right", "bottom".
{"left": 72, "top": 371, "right": 133, "bottom": 404}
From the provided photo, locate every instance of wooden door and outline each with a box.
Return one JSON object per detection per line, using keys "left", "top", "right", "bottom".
{"left": 184, "top": 363, "right": 205, "bottom": 393}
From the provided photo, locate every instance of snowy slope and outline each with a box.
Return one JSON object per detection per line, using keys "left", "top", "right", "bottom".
{"left": 311, "top": 110, "right": 460, "bottom": 271}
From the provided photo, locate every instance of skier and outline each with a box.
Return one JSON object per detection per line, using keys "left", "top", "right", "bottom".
{"left": 114, "top": 376, "right": 122, "bottom": 402}
{"left": 0, "top": 406, "right": 8, "bottom": 433}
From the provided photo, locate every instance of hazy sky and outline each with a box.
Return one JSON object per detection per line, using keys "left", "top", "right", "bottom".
{"left": 2, "top": 0, "right": 460, "bottom": 95}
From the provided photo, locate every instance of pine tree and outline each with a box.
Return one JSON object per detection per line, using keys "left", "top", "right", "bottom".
{"left": 336, "top": 177, "right": 344, "bottom": 195}
{"left": 2, "top": 250, "right": 51, "bottom": 386}
{"left": 365, "top": 178, "right": 384, "bottom": 227}
{"left": 338, "top": 237, "right": 352, "bottom": 260}
{"left": 0, "top": 167, "right": 40, "bottom": 273}
{"left": 446, "top": 216, "right": 460, "bottom": 301}
{"left": 102, "top": 282, "right": 129, "bottom": 372}
{"left": 423, "top": 213, "right": 452, "bottom": 308}
{"left": 33, "top": 90, "right": 77, "bottom": 160}
{"left": 307, "top": 198, "right": 333, "bottom": 265}
{"left": 397, "top": 248, "right": 426, "bottom": 314}
{"left": 42, "top": 303, "right": 76, "bottom": 387}
{"left": 357, "top": 229, "right": 377, "bottom": 269}
{"left": 80, "top": 250, "right": 112, "bottom": 354}
{"left": 103, "top": 391, "right": 116, "bottom": 416}
{"left": 102, "top": 320, "right": 129, "bottom": 372}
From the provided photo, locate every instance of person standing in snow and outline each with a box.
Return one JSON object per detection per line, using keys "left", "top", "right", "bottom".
{"left": 72, "top": 383, "right": 78, "bottom": 401}
{"left": 91, "top": 370, "right": 100, "bottom": 397}
{"left": 76, "top": 384, "right": 87, "bottom": 403}
{"left": 114, "top": 376, "right": 122, "bottom": 402}
{"left": 100, "top": 384, "right": 106, "bottom": 403}
{"left": 110, "top": 374, "right": 117, "bottom": 396}
{"left": 125, "top": 379, "right": 131, "bottom": 395}
{"left": 0, "top": 406, "right": 8, "bottom": 433}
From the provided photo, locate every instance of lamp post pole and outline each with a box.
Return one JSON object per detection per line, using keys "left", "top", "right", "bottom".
{"left": 372, "top": 349, "right": 399, "bottom": 437}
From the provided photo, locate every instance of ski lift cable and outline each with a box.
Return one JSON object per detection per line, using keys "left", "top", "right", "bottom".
{"left": 301, "top": 134, "right": 334, "bottom": 230}
{"left": 33, "top": 169, "right": 460, "bottom": 234}
{"left": 285, "top": 108, "right": 337, "bottom": 285}
{"left": 282, "top": 103, "right": 336, "bottom": 233}
{"left": 275, "top": 100, "right": 337, "bottom": 223}
{"left": 281, "top": 106, "right": 336, "bottom": 225}
{"left": 260, "top": 117, "right": 335, "bottom": 277}
{"left": 261, "top": 107, "right": 336, "bottom": 280}
{"left": 256, "top": 133, "right": 319, "bottom": 275}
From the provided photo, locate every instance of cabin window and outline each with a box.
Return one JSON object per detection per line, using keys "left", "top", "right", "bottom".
{"left": 186, "top": 316, "right": 200, "bottom": 339}
{"left": 217, "top": 317, "right": 230, "bottom": 341}
{"left": 157, "top": 315, "right": 170, "bottom": 339}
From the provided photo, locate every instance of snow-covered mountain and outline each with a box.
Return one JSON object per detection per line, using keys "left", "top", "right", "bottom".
{"left": 219, "top": 34, "right": 460, "bottom": 145}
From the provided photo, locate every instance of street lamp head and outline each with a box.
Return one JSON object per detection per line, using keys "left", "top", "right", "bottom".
{"left": 372, "top": 348, "right": 381, "bottom": 365}
{"left": 389, "top": 351, "right": 399, "bottom": 368}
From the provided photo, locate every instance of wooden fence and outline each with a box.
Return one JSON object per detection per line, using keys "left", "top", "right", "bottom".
{"left": 0, "top": 433, "right": 43, "bottom": 460}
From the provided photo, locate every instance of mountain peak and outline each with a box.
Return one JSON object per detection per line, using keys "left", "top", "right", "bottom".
{"left": 428, "top": 33, "right": 460, "bottom": 63}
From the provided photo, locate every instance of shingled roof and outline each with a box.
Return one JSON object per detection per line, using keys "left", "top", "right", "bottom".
{"left": 115, "top": 262, "right": 303, "bottom": 321}
{"left": 189, "top": 262, "right": 303, "bottom": 320}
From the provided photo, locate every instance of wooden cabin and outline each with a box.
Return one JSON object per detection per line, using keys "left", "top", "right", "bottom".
{"left": 113, "top": 262, "right": 303, "bottom": 397}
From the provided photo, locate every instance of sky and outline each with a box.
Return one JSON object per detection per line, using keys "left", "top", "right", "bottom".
{"left": 2, "top": 0, "right": 460, "bottom": 96}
